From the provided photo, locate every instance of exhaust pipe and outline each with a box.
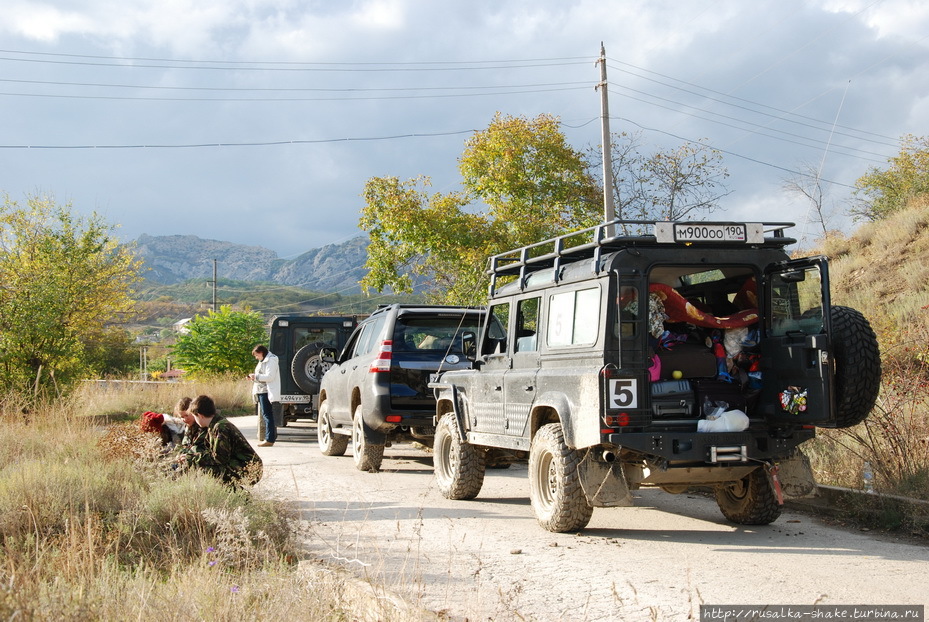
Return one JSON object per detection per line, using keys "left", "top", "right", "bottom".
{"left": 602, "top": 450, "right": 617, "bottom": 463}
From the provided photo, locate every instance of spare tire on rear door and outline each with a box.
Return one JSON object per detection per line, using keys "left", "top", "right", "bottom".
{"left": 830, "top": 305, "right": 881, "bottom": 428}
{"left": 291, "top": 342, "right": 332, "bottom": 394}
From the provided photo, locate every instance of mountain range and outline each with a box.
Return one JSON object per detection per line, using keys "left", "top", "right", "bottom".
{"left": 133, "top": 234, "right": 369, "bottom": 292}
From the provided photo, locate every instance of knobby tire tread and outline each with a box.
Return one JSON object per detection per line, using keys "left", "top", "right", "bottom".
{"left": 529, "top": 423, "right": 594, "bottom": 533}
{"left": 715, "top": 468, "right": 781, "bottom": 525}
{"left": 434, "top": 413, "right": 485, "bottom": 500}
{"left": 830, "top": 305, "right": 881, "bottom": 429}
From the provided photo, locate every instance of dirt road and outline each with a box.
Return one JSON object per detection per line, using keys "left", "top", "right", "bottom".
{"left": 242, "top": 417, "right": 929, "bottom": 622}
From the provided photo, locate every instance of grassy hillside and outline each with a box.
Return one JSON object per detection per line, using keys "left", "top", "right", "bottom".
{"left": 804, "top": 197, "right": 929, "bottom": 505}
{"left": 823, "top": 195, "right": 929, "bottom": 344}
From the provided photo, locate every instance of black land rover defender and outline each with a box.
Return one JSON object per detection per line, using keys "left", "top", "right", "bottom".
{"left": 261, "top": 314, "right": 362, "bottom": 440}
{"left": 430, "top": 220, "right": 881, "bottom": 533}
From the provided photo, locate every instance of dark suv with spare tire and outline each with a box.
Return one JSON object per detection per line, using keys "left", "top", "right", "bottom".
{"left": 317, "top": 304, "right": 484, "bottom": 472}
{"left": 430, "top": 220, "right": 881, "bottom": 532}
{"left": 263, "top": 314, "right": 363, "bottom": 440}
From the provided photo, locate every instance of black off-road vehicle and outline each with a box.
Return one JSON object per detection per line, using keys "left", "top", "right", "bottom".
{"left": 259, "top": 314, "right": 363, "bottom": 440}
{"left": 430, "top": 220, "right": 881, "bottom": 532}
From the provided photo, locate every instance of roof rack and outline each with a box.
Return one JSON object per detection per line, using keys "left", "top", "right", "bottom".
{"left": 487, "top": 219, "right": 795, "bottom": 296}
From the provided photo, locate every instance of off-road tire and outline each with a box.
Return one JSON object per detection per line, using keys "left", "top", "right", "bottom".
{"left": 528, "top": 423, "right": 594, "bottom": 533}
{"left": 352, "top": 405, "right": 384, "bottom": 472}
{"left": 830, "top": 305, "right": 881, "bottom": 428}
{"left": 715, "top": 467, "right": 781, "bottom": 525}
{"left": 318, "top": 401, "right": 348, "bottom": 457}
{"left": 434, "top": 412, "right": 485, "bottom": 500}
{"left": 291, "top": 342, "right": 331, "bottom": 394}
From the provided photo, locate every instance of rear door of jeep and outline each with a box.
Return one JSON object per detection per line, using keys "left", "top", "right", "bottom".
{"left": 760, "top": 256, "right": 836, "bottom": 425}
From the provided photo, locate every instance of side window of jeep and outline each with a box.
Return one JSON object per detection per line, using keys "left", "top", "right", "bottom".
{"left": 514, "top": 297, "right": 540, "bottom": 353}
{"left": 484, "top": 302, "right": 510, "bottom": 355}
{"left": 546, "top": 287, "right": 600, "bottom": 348}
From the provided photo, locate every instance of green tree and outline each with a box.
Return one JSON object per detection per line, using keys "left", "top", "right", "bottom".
{"left": 0, "top": 195, "right": 141, "bottom": 393}
{"left": 854, "top": 134, "right": 929, "bottom": 221}
{"left": 360, "top": 113, "right": 600, "bottom": 304}
{"left": 81, "top": 327, "right": 139, "bottom": 378}
{"left": 171, "top": 306, "right": 267, "bottom": 377}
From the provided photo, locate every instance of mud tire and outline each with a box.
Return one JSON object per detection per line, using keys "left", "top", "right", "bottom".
{"left": 830, "top": 305, "right": 881, "bottom": 428}
{"left": 434, "top": 412, "right": 485, "bottom": 500}
{"left": 352, "top": 405, "right": 384, "bottom": 472}
{"left": 715, "top": 467, "right": 782, "bottom": 525}
{"left": 318, "top": 401, "right": 348, "bottom": 457}
{"left": 528, "top": 423, "right": 594, "bottom": 533}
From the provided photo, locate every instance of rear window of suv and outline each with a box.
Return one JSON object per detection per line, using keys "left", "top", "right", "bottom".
{"left": 393, "top": 314, "right": 482, "bottom": 353}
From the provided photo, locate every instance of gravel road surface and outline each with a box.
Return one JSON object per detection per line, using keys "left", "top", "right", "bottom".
{"left": 239, "top": 417, "right": 929, "bottom": 622}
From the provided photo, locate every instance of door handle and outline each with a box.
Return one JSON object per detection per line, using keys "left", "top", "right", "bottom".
{"left": 523, "top": 385, "right": 534, "bottom": 392}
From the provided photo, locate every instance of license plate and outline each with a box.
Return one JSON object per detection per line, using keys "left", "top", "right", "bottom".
{"left": 674, "top": 223, "right": 747, "bottom": 242}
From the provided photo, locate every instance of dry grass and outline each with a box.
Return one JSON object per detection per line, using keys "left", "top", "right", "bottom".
{"left": 0, "top": 383, "right": 430, "bottom": 621}
{"left": 805, "top": 200, "right": 929, "bottom": 504}
{"left": 71, "top": 374, "right": 254, "bottom": 421}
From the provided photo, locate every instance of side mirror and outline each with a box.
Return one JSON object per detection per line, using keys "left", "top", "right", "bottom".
{"left": 461, "top": 331, "right": 477, "bottom": 361}
{"left": 320, "top": 347, "right": 338, "bottom": 363}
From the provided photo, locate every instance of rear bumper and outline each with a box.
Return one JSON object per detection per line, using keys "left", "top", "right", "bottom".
{"left": 605, "top": 427, "right": 814, "bottom": 463}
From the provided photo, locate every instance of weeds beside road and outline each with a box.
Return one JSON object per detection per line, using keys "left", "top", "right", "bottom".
{"left": 0, "top": 381, "right": 427, "bottom": 621}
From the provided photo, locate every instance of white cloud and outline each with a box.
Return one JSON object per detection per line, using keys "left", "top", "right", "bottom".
{"left": 0, "top": 0, "right": 925, "bottom": 257}
{"left": 821, "top": 0, "right": 929, "bottom": 41}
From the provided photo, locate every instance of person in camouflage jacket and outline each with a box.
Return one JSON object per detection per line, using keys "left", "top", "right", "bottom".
{"left": 187, "top": 394, "right": 263, "bottom": 486}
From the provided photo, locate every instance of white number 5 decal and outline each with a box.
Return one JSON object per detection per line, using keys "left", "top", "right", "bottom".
{"left": 608, "top": 378, "right": 637, "bottom": 409}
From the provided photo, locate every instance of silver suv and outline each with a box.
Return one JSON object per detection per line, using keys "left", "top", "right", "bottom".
{"left": 431, "top": 220, "right": 881, "bottom": 532}
{"left": 317, "top": 304, "right": 484, "bottom": 471}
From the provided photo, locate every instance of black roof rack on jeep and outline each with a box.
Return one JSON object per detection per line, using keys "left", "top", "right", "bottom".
{"left": 487, "top": 219, "right": 796, "bottom": 296}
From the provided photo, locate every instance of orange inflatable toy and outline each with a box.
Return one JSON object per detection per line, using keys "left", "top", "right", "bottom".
{"left": 649, "top": 283, "right": 759, "bottom": 329}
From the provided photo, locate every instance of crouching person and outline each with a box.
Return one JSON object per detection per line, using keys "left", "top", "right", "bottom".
{"left": 186, "top": 394, "right": 263, "bottom": 487}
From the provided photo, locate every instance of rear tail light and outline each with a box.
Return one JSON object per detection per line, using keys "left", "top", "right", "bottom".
{"left": 603, "top": 413, "right": 630, "bottom": 427}
{"left": 369, "top": 340, "right": 393, "bottom": 373}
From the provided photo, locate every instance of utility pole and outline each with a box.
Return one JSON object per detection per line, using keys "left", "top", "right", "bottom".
{"left": 140, "top": 346, "right": 148, "bottom": 381}
{"left": 212, "top": 259, "right": 217, "bottom": 312}
{"left": 597, "top": 43, "right": 616, "bottom": 237}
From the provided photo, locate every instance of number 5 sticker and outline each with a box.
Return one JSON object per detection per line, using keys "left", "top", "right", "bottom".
{"left": 608, "top": 378, "right": 637, "bottom": 409}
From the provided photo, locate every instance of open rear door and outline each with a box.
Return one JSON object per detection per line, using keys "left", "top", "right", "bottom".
{"left": 759, "top": 257, "right": 836, "bottom": 426}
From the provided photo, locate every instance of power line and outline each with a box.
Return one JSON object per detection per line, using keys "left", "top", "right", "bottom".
{"left": 0, "top": 129, "right": 478, "bottom": 149}
{"left": 606, "top": 61, "right": 899, "bottom": 148}
{"left": 0, "top": 84, "right": 588, "bottom": 103}
{"left": 0, "top": 76, "right": 590, "bottom": 94}
{"left": 608, "top": 87, "right": 891, "bottom": 164}
{"left": 615, "top": 116, "right": 857, "bottom": 189}
{"left": 0, "top": 53, "right": 589, "bottom": 73}
{"left": 0, "top": 48, "right": 591, "bottom": 66}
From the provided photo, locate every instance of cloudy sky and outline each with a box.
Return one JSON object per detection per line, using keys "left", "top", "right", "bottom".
{"left": 1, "top": 0, "right": 927, "bottom": 257}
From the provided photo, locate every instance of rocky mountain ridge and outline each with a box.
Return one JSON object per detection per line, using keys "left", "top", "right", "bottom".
{"left": 133, "top": 234, "right": 369, "bottom": 292}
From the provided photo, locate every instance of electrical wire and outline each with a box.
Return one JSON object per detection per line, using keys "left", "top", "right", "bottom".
{"left": 614, "top": 116, "right": 857, "bottom": 189}
{"left": 0, "top": 76, "right": 591, "bottom": 94}
{"left": 608, "top": 87, "right": 890, "bottom": 164}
